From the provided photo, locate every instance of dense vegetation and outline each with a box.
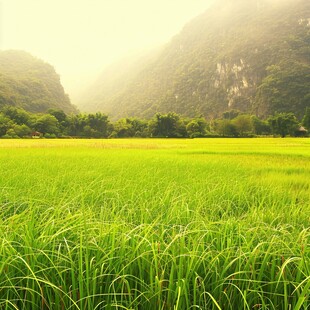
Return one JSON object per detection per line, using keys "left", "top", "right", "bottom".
{"left": 0, "top": 138, "right": 309, "bottom": 309}
{"left": 0, "top": 106, "right": 308, "bottom": 139}
{"left": 77, "top": 0, "right": 310, "bottom": 119}
{"left": 0, "top": 50, "right": 77, "bottom": 114}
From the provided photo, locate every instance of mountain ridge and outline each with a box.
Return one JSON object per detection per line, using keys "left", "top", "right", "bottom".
{"left": 0, "top": 50, "right": 78, "bottom": 114}
{"left": 77, "top": 0, "right": 310, "bottom": 119}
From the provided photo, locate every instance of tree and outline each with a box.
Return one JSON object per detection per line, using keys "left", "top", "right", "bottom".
{"left": 251, "top": 116, "right": 271, "bottom": 135}
{"left": 222, "top": 109, "right": 241, "bottom": 120}
{"left": 65, "top": 113, "right": 110, "bottom": 138}
{"left": 48, "top": 109, "right": 67, "bottom": 123}
{"left": 232, "top": 114, "right": 253, "bottom": 137}
{"left": 67, "top": 114, "right": 86, "bottom": 136}
{"left": 149, "top": 113, "right": 184, "bottom": 137}
{"left": 111, "top": 118, "right": 148, "bottom": 138}
{"left": 4, "top": 128, "right": 19, "bottom": 138}
{"left": 302, "top": 107, "right": 310, "bottom": 130}
{"left": 13, "top": 124, "right": 32, "bottom": 137}
{"left": 129, "top": 118, "right": 148, "bottom": 137}
{"left": 255, "top": 63, "right": 310, "bottom": 118}
{"left": 113, "top": 118, "right": 133, "bottom": 138}
{"left": 268, "top": 113, "right": 300, "bottom": 137}
{"left": 35, "top": 114, "right": 60, "bottom": 135}
{"left": 48, "top": 109, "right": 70, "bottom": 135}
{"left": 186, "top": 117, "right": 207, "bottom": 137}
{"left": 1, "top": 106, "right": 31, "bottom": 126}
{"left": 86, "top": 113, "right": 110, "bottom": 138}
{"left": 216, "top": 119, "right": 238, "bottom": 137}
{"left": 0, "top": 114, "right": 13, "bottom": 137}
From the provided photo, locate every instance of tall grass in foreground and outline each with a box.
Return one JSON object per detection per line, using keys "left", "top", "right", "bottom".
{"left": 0, "top": 138, "right": 309, "bottom": 309}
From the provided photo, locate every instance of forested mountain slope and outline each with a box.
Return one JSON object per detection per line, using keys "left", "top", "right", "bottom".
{"left": 0, "top": 50, "right": 77, "bottom": 114}
{"left": 78, "top": 0, "right": 310, "bottom": 119}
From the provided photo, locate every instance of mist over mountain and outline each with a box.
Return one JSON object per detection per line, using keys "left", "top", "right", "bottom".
{"left": 77, "top": 47, "right": 163, "bottom": 114}
{"left": 78, "top": 0, "right": 310, "bottom": 119}
{"left": 0, "top": 50, "right": 77, "bottom": 114}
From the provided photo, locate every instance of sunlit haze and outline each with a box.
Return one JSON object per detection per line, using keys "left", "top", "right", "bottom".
{"left": 0, "top": 0, "right": 213, "bottom": 97}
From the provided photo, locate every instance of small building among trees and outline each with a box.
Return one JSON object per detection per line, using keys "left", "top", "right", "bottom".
{"left": 295, "top": 126, "right": 308, "bottom": 137}
{"left": 31, "top": 131, "right": 42, "bottom": 138}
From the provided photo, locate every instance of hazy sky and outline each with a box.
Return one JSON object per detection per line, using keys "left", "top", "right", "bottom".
{"left": 0, "top": 0, "right": 213, "bottom": 96}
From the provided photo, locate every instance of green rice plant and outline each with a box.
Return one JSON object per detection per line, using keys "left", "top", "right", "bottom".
{"left": 0, "top": 138, "right": 309, "bottom": 309}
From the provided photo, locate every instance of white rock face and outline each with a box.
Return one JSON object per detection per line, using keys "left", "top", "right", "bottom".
{"left": 216, "top": 62, "right": 229, "bottom": 81}
{"left": 232, "top": 64, "right": 243, "bottom": 78}
{"left": 214, "top": 57, "right": 254, "bottom": 108}
{"left": 298, "top": 18, "right": 310, "bottom": 26}
{"left": 242, "top": 77, "right": 249, "bottom": 88}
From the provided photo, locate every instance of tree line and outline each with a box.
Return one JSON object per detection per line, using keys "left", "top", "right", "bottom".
{"left": 0, "top": 106, "right": 309, "bottom": 139}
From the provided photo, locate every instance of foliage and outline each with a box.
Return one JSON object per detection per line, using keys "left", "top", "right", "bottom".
{"left": 111, "top": 118, "right": 148, "bottom": 138}
{"left": 149, "top": 112, "right": 186, "bottom": 137}
{"left": 65, "top": 113, "right": 110, "bottom": 138}
{"left": 222, "top": 109, "right": 241, "bottom": 120}
{"left": 0, "top": 50, "right": 77, "bottom": 114}
{"left": 255, "top": 62, "right": 310, "bottom": 118}
{"left": 35, "top": 114, "right": 60, "bottom": 135}
{"left": 0, "top": 113, "right": 12, "bottom": 136}
{"left": 252, "top": 116, "right": 271, "bottom": 135}
{"left": 48, "top": 108, "right": 69, "bottom": 132}
{"left": 232, "top": 114, "right": 253, "bottom": 137}
{"left": 0, "top": 106, "right": 309, "bottom": 138}
{"left": 1, "top": 106, "right": 32, "bottom": 125}
{"left": 302, "top": 107, "right": 310, "bottom": 129}
{"left": 12, "top": 124, "right": 32, "bottom": 137}
{"left": 186, "top": 117, "right": 207, "bottom": 137}
{"left": 268, "top": 112, "right": 300, "bottom": 137}
{"left": 216, "top": 119, "right": 238, "bottom": 137}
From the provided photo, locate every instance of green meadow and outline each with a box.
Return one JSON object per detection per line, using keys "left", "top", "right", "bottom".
{"left": 0, "top": 138, "right": 309, "bottom": 309}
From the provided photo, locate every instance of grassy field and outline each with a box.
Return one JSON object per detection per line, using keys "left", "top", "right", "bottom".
{"left": 0, "top": 138, "right": 309, "bottom": 309}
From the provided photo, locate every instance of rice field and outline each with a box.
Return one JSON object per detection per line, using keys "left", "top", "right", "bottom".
{"left": 0, "top": 138, "right": 309, "bottom": 309}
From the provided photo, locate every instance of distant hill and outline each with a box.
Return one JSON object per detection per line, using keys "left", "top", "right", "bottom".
{"left": 0, "top": 50, "right": 77, "bottom": 114}
{"left": 77, "top": 48, "right": 163, "bottom": 115}
{"left": 78, "top": 0, "right": 310, "bottom": 119}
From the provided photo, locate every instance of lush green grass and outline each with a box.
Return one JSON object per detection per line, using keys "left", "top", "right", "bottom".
{"left": 0, "top": 138, "right": 309, "bottom": 309}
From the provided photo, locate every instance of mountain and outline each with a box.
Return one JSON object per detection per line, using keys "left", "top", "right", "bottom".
{"left": 78, "top": 0, "right": 310, "bottom": 119}
{"left": 77, "top": 48, "right": 163, "bottom": 115}
{"left": 0, "top": 50, "right": 77, "bottom": 114}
